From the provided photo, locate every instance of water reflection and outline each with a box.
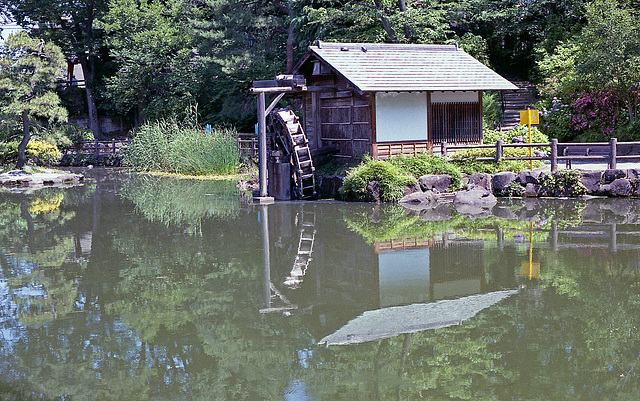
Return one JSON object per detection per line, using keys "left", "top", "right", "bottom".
{"left": 1, "top": 174, "right": 640, "bottom": 400}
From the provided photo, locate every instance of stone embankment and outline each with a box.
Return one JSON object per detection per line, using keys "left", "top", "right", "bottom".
{"left": 0, "top": 169, "right": 84, "bottom": 191}
{"left": 398, "top": 168, "right": 640, "bottom": 215}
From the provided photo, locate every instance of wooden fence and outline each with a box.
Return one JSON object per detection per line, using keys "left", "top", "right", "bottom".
{"left": 65, "top": 140, "right": 129, "bottom": 156}
{"left": 439, "top": 138, "right": 640, "bottom": 172}
{"left": 238, "top": 133, "right": 258, "bottom": 158}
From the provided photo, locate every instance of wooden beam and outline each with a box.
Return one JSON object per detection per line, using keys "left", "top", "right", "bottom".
{"left": 250, "top": 86, "right": 304, "bottom": 93}
{"left": 265, "top": 92, "right": 286, "bottom": 116}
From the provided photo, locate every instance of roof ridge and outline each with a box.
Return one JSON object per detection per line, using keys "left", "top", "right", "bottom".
{"left": 313, "top": 41, "right": 458, "bottom": 51}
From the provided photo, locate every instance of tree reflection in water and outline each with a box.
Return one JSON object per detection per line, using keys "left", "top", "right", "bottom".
{"left": 1, "top": 176, "right": 640, "bottom": 400}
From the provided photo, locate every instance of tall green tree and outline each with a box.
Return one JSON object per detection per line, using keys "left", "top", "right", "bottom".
{"left": 0, "top": 32, "right": 67, "bottom": 168}
{"left": 302, "top": 0, "right": 451, "bottom": 44}
{"left": 538, "top": 0, "right": 640, "bottom": 139}
{"left": 192, "top": 0, "right": 294, "bottom": 129}
{"left": 453, "top": 0, "right": 588, "bottom": 78}
{"left": 2, "top": 0, "right": 109, "bottom": 139}
{"left": 101, "top": 0, "right": 201, "bottom": 125}
{"left": 573, "top": 0, "right": 640, "bottom": 123}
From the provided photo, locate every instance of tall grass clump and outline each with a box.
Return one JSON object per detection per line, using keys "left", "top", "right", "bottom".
{"left": 124, "top": 117, "right": 241, "bottom": 176}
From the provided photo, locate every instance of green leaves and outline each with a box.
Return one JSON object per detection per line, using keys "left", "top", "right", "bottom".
{"left": 100, "top": 0, "right": 201, "bottom": 121}
{"left": 0, "top": 31, "right": 67, "bottom": 135}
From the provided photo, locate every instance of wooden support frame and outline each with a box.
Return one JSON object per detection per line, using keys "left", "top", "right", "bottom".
{"left": 252, "top": 85, "right": 304, "bottom": 201}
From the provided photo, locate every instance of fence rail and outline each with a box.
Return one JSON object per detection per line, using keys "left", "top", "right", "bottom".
{"left": 439, "top": 138, "right": 640, "bottom": 171}
{"left": 65, "top": 140, "right": 130, "bottom": 156}
{"left": 238, "top": 133, "right": 258, "bottom": 158}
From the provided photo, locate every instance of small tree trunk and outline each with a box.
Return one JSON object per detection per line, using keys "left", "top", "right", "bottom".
{"left": 135, "top": 100, "right": 147, "bottom": 128}
{"left": 286, "top": 21, "right": 295, "bottom": 72}
{"left": 374, "top": 0, "right": 397, "bottom": 42}
{"left": 79, "top": 57, "right": 105, "bottom": 140}
{"left": 398, "top": 0, "right": 413, "bottom": 41}
{"left": 16, "top": 110, "right": 30, "bottom": 169}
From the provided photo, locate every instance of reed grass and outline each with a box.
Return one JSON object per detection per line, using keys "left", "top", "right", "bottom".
{"left": 124, "top": 118, "right": 241, "bottom": 176}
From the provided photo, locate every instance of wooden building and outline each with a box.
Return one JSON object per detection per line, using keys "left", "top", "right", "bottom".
{"left": 292, "top": 41, "right": 517, "bottom": 162}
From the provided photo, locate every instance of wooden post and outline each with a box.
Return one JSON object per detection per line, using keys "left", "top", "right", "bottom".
{"left": 258, "top": 92, "right": 268, "bottom": 197}
{"left": 496, "top": 140, "right": 503, "bottom": 162}
{"left": 94, "top": 140, "right": 99, "bottom": 157}
{"left": 550, "top": 139, "right": 558, "bottom": 172}
{"left": 441, "top": 141, "right": 447, "bottom": 157}
{"left": 609, "top": 137, "right": 617, "bottom": 169}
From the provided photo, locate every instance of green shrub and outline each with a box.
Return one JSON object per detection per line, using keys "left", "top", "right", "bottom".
{"left": 123, "top": 118, "right": 241, "bottom": 176}
{"left": 388, "top": 154, "right": 462, "bottom": 189}
{"left": 452, "top": 147, "right": 545, "bottom": 174}
{"left": 339, "top": 158, "right": 416, "bottom": 202}
{"left": 0, "top": 140, "right": 61, "bottom": 166}
{"left": 502, "top": 181, "right": 525, "bottom": 197}
{"left": 482, "top": 92, "right": 501, "bottom": 129}
{"left": 483, "top": 125, "right": 548, "bottom": 145}
{"left": 540, "top": 169, "right": 586, "bottom": 196}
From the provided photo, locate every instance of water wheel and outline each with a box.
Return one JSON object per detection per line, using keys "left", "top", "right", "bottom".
{"left": 266, "top": 110, "right": 316, "bottom": 199}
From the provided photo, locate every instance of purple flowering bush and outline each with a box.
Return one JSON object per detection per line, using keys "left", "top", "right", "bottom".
{"left": 540, "top": 90, "right": 640, "bottom": 141}
{"left": 571, "top": 91, "right": 621, "bottom": 139}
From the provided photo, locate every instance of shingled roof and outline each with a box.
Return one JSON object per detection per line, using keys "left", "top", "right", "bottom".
{"left": 296, "top": 41, "right": 518, "bottom": 93}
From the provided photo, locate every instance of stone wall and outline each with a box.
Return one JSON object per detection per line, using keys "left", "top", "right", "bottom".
{"left": 491, "top": 169, "right": 640, "bottom": 197}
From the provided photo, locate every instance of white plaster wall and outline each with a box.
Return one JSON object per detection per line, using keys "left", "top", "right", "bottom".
{"left": 375, "top": 92, "right": 427, "bottom": 142}
{"left": 431, "top": 91, "right": 479, "bottom": 104}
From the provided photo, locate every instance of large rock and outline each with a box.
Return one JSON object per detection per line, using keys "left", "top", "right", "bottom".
{"left": 366, "top": 180, "right": 381, "bottom": 203}
{"left": 603, "top": 169, "right": 627, "bottom": 184}
{"left": 523, "top": 183, "right": 540, "bottom": 197}
{"left": 403, "top": 182, "right": 422, "bottom": 196}
{"left": 418, "top": 174, "right": 452, "bottom": 193}
{"left": 317, "top": 175, "right": 343, "bottom": 199}
{"left": 599, "top": 178, "right": 632, "bottom": 197}
{"left": 454, "top": 188, "right": 497, "bottom": 207}
{"left": 492, "top": 172, "right": 518, "bottom": 196}
{"left": 627, "top": 168, "right": 640, "bottom": 181}
{"left": 462, "top": 173, "right": 492, "bottom": 191}
{"left": 581, "top": 171, "right": 602, "bottom": 195}
{"left": 516, "top": 170, "right": 544, "bottom": 186}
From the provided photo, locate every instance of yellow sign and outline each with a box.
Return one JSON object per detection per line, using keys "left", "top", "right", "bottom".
{"left": 520, "top": 109, "right": 540, "bottom": 125}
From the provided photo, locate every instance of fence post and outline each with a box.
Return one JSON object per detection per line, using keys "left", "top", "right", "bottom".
{"left": 609, "top": 137, "right": 617, "bottom": 169}
{"left": 496, "top": 140, "right": 503, "bottom": 162}
{"left": 94, "top": 140, "right": 99, "bottom": 157}
{"left": 441, "top": 141, "right": 447, "bottom": 157}
{"left": 550, "top": 139, "right": 558, "bottom": 172}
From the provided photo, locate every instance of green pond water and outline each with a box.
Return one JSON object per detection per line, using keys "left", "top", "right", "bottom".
{"left": 2, "top": 170, "right": 640, "bottom": 400}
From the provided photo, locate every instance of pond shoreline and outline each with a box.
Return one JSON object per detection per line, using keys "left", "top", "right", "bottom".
{"left": 316, "top": 167, "right": 640, "bottom": 206}
{"left": 0, "top": 168, "right": 84, "bottom": 191}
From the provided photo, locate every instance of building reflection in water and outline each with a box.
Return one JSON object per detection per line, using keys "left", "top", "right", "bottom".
{"left": 260, "top": 203, "right": 502, "bottom": 342}
{"left": 259, "top": 201, "right": 640, "bottom": 344}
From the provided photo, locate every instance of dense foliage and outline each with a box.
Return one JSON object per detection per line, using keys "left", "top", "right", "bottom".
{"left": 0, "top": 0, "right": 637, "bottom": 141}
{"left": 0, "top": 31, "right": 67, "bottom": 168}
